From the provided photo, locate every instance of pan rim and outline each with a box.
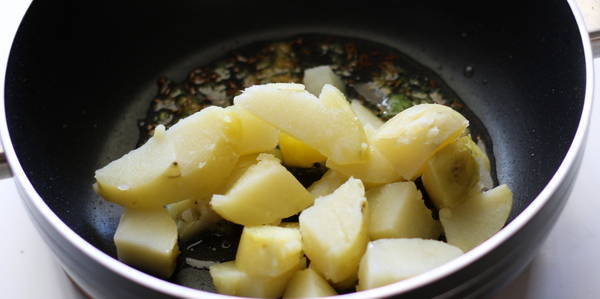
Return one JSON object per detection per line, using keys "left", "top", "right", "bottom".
{"left": 0, "top": 0, "right": 595, "bottom": 297}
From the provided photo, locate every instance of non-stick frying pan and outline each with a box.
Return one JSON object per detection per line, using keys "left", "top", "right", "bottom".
{"left": 1, "top": 0, "right": 598, "bottom": 298}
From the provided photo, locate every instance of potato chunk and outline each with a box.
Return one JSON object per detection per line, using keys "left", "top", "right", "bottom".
{"left": 350, "top": 100, "right": 384, "bottom": 130}
{"left": 367, "top": 182, "right": 440, "bottom": 240}
{"left": 307, "top": 169, "right": 348, "bottom": 198}
{"left": 279, "top": 132, "right": 326, "bottom": 167}
{"left": 95, "top": 106, "right": 240, "bottom": 208}
{"left": 236, "top": 226, "right": 303, "bottom": 277}
{"left": 283, "top": 268, "right": 337, "bottom": 298}
{"left": 299, "top": 178, "right": 369, "bottom": 284}
{"left": 210, "top": 154, "right": 314, "bottom": 225}
{"left": 422, "top": 136, "right": 480, "bottom": 209}
{"left": 210, "top": 259, "right": 306, "bottom": 298}
{"left": 166, "top": 199, "right": 221, "bottom": 241}
{"left": 113, "top": 208, "right": 179, "bottom": 278}
{"left": 440, "top": 184, "right": 513, "bottom": 251}
{"left": 303, "top": 65, "right": 345, "bottom": 96}
{"left": 234, "top": 83, "right": 367, "bottom": 165}
{"left": 357, "top": 239, "right": 463, "bottom": 290}
{"left": 227, "top": 106, "right": 279, "bottom": 155}
{"left": 373, "top": 104, "right": 468, "bottom": 180}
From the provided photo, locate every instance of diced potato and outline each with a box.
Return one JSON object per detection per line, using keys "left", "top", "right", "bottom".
{"left": 167, "top": 106, "right": 241, "bottom": 200}
{"left": 357, "top": 239, "right": 463, "bottom": 290}
{"left": 210, "top": 154, "right": 314, "bottom": 225}
{"left": 307, "top": 170, "right": 348, "bottom": 198}
{"left": 422, "top": 136, "right": 480, "bottom": 209}
{"left": 373, "top": 104, "right": 469, "bottom": 180}
{"left": 303, "top": 65, "right": 345, "bottom": 96}
{"left": 227, "top": 106, "right": 279, "bottom": 155}
{"left": 166, "top": 199, "right": 221, "bottom": 241}
{"left": 350, "top": 100, "right": 384, "bottom": 130}
{"left": 279, "top": 132, "right": 326, "bottom": 167}
{"left": 113, "top": 208, "right": 179, "bottom": 278}
{"left": 236, "top": 226, "right": 303, "bottom": 277}
{"left": 95, "top": 106, "right": 241, "bottom": 208}
{"left": 299, "top": 178, "right": 369, "bottom": 284}
{"left": 326, "top": 131, "right": 400, "bottom": 185}
{"left": 464, "top": 136, "right": 494, "bottom": 190}
{"left": 94, "top": 125, "right": 183, "bottom": 208}
{"left": 440, "top": 184, "right": 513, "bottom": 251}
{"left": 367, "top": 182, "right": 440, "bottom": 240}
{"left": 283, "top": 268, "right": 337, "bottom": 298}
{"left": 234, "top": 83, "right": 367, "bottom": 165}
{"left": 210, "top": 259, "right": 306, "bottom": 298}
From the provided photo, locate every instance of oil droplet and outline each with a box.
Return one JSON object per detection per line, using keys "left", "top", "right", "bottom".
{"left": 463, "top": 66, "right": 474, "bottom": 78}
{"left": 530, "top": 153, "right": 535, "bottom": 157}
{"left": 221, "top": 240, "right": 232, "bottom": 249}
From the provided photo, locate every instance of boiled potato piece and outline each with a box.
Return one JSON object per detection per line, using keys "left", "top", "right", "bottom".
{"left": 283, "top": 268, "right": 337, "bottom": 298}
{"left": 373, "top": 104, "right": 469, "bottom": 180}
{"left": 464, "top": 136, "right": 494, "bottom": 190}
{"left": 307, "top": 170, "right": 348, "bottom": 198}
{"left": 299, "top": 178, "right": 369, "bottom": 284}
{"left": 236, "top": 225, "right": 303, "bottom": 277}
{"left": 114, "top": 208, "right": 179, "bottom": 278}
{"left": 95, "top": 106, "right": 241, "bottom": 208}
{"left": 166, "top": 106, "right": 241, "bottom": 200}
{"left": 367, "top": 182, "right": 440, "bottom": 240}
{"left": 279, "top": 132, "right": 326, "bottom": 167}
{"left": 440, "top": 184, "right": 513, "bottom": 251}
{"left": 326, "top": 126, "right": 400, "bottom": 185}
{"left": 303, "top": 65, "right": 345, "bottom": 96}
{"left": 210, "top": 259, "right": 306, "bottom": 298}
{"left": 94, "top": 125, "right": 183, "bottom": 208}
{"left": 234, "top": 83, "right": 367, "bottom": 165}
{"left": 422, "top": 136, "right": 480, "bottom": 209}
{"left": 166, "top": 199, "right": 221, "bottom": 241}
{"left": 210, "top": 154, "right": 314, "bottom": 225}
{"left": 357, "top": 239, "right": 463, "bottom": 290}
{"left": 227, "top": 106, "right": 279, "bottom": 155}
{"left": 351, "top": 100, "right": 384, "bottom": 130}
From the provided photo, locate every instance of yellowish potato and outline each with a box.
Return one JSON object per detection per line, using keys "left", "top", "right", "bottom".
{"left": 373, "top": 104, "right": 469, "bottom": 180}
{"left": 422, "top": 136, "right": 480, "bottom": 209}
{"left": 234, "top": 83, "right": 367, "bottom": 165}
{"left": 440, "top": 184, "right": 513, "bottom": 251}
{"left": 166, "top": 199, "right": 221, "bottom": 241}
{"left": 210, "top": 259, "right": 306, "bottom": 298}
{"left": 367, "top": 182, "right": 440, "bottom": 240}
{"left": 210, "top": 154, "right": 314, "bottom": 225}
{"left": 299, "top": 178, "right": 369, "bottom": 284}
{"left": 236, "top": 226, "right": 303, "bottom": 277}
{"left": 307, "top": 170, "right": 348, "bottom": 198}
{"left": 303, "top": 65, "right": 346, "bottom": 96}
{"left": 227, "top": 106, "right": 279, "bottom": 155}
{"left": 94, "top": 125, "right": 183, "bottom": 208}
{"left": 283, "top": 268, "right": 337, "bottom": 298}
{"left": 113, "top": 208, "right": 179, "bottom": 278}
{"left": 279, "top": 132, "right": 326, "bottom": 167}
{"left": 95, "top": 106, "right": 240, "bottom": 208}
{"left": 350, "top": 100, "right": 384, "bottom": 130}
{"left": 357, "top": 239, "right": 463, "bottom": 291}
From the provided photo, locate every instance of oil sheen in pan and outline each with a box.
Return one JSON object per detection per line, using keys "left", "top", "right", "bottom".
{"left": 136, "top": 34, "right": 496, "bottom": 292}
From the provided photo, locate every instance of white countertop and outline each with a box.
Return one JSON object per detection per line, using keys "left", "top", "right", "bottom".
{"left": 1, "top": 1, "right": 599, "bottom": 298}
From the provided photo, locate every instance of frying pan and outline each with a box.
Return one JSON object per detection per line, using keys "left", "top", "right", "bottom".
{"left": 1, "top": 0, "right": 598, "bottom": 298}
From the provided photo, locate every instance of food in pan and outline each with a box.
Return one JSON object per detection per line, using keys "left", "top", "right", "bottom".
{"left": 93, "top": 35, "right": 513, "bottom": 297}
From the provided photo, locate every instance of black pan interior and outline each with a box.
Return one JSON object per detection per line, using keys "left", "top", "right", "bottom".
{"left": 5, "top": 0, "right": 585, "bottom": 262}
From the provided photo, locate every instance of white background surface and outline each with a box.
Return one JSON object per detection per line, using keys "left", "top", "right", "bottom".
{"left": 1, "top": 1, "right": 599, "bottom": 298}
